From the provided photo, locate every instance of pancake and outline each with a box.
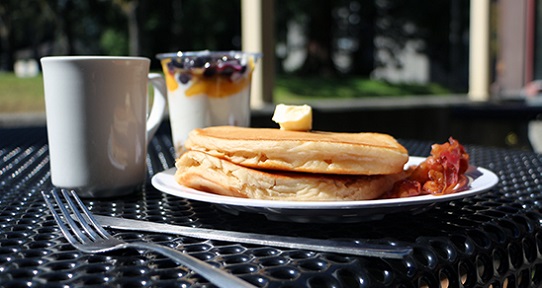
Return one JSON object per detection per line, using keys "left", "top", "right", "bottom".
{"left": 184, "top": 126, "right": 408, "bottom": 175}
{"left": 175, "top": 150, "right": 407, "bottom": 201}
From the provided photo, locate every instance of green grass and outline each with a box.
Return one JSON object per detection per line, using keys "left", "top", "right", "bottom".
{"left": 273, "top": 75, "right": 451, "bottom": 103}
{"left": 0, "top": 72, "right": 453, "bottom": 113}
{"left": 0, "top": 73, "right": 45, "bottom": 113}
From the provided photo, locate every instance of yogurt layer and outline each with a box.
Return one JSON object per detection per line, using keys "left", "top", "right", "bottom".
{"left": 159, "top": 52, "right": 257, "bottom": 156}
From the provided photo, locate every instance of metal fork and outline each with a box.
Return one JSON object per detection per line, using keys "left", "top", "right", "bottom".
{"left": 41, "top": 189, "right": 255, "bottom": 288}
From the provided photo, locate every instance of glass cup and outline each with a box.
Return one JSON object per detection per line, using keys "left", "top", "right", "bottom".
{"left": 156, "top": 51, "right": 261, "bottom": 156}
{"left": 41, "top": 56, "right": 167, "bottom": 198}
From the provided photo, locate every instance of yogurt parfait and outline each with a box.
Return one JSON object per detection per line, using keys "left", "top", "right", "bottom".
{"left": 157, "top": 51, "right": 261, "bottom": 156}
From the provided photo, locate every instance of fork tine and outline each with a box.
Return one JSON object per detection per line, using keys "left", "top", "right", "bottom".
{"left": 59, "top": 189, "right": 104, "bottom": 242}
{"left": 52, "top": 189, "right": 93, "bottom": 244}
{"left": 63, "top": 189, "right": 112, "bottom": 239}
{"left": 42, "top": 189, "right": 89, "bottom": 245}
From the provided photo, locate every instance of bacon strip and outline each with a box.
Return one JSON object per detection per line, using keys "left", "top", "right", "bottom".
{"left": 385, "top": 137, "right": 470, "bottom": 198}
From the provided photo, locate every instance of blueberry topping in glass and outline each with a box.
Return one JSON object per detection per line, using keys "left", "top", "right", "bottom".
{"left": 203, "top": 67, "right": 217, "bottom": 77}
{"left": 178, "top": 73, "right": 191, "bottom": 84}
{"left": 192, "top": 56, "right": 211, "bottom": 68}
{"left": 168, "top": 60, "right": 185, "bottom": 70}
{"left": 168, "top": 54, "right": 251, "bottom": 83}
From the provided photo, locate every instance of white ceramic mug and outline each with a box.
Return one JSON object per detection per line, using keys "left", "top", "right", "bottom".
{"left": 41, "top": 56, "right": 167, "bottom": 198}
{"left": 156, "top": 51, "right": 261, "bottom": 156}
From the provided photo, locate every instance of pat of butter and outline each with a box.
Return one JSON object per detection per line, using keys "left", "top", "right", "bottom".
{"left": 272, "top": 104, "right": 312, "bottom": 131}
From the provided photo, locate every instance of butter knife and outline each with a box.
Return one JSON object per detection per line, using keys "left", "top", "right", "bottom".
{"left": 93, "top": 215, "right": 412, "bottom": 259}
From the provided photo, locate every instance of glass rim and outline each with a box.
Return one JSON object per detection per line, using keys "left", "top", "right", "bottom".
{"left": 156, "top": 50, "right": 262, "bottom": 60}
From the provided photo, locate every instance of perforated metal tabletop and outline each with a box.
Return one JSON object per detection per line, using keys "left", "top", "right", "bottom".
{"left": 1, "top": 123, "right": 541, "bottom": 287}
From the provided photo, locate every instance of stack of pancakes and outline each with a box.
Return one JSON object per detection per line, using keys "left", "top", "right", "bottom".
{"left": 175, "top": 126, "right": 410, "bottom": 201}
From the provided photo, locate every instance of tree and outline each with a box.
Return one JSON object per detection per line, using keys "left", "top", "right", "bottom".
{"left": 299, "top": 0, "right": 336, "bottom": 75}
{"left": 112, "top": 0, "right": 140, "bottom": 56}
{"left": 0, "top": 0, "right": 14, "bottom": 71}
{"left": 373, "top": 0, "right": 469, "bottom": 88}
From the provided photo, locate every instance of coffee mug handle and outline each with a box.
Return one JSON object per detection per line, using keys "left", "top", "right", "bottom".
{"left": 146, "top": 73, "right": 167, "bottom": 145}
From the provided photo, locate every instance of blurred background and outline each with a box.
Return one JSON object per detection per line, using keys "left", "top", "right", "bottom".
{"left": 1, "top": 0, "right": 541, "bottom": 150}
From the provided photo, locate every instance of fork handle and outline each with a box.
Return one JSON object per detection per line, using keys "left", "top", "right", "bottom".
{"left": 125, "top": 242, "right": 255, "bottom": 288}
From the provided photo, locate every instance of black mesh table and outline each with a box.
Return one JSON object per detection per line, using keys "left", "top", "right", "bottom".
{"left": 1, "top": 123, "right": 541, "bottom": 287}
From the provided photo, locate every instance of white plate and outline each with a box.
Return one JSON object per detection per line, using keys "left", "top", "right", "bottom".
{"left": 151, "top": 157, "right": 499, "bottom": 223}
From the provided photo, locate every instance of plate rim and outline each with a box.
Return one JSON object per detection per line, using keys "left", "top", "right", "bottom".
{"left": 151, "top": 156, "right": 500, "bottom": 210}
